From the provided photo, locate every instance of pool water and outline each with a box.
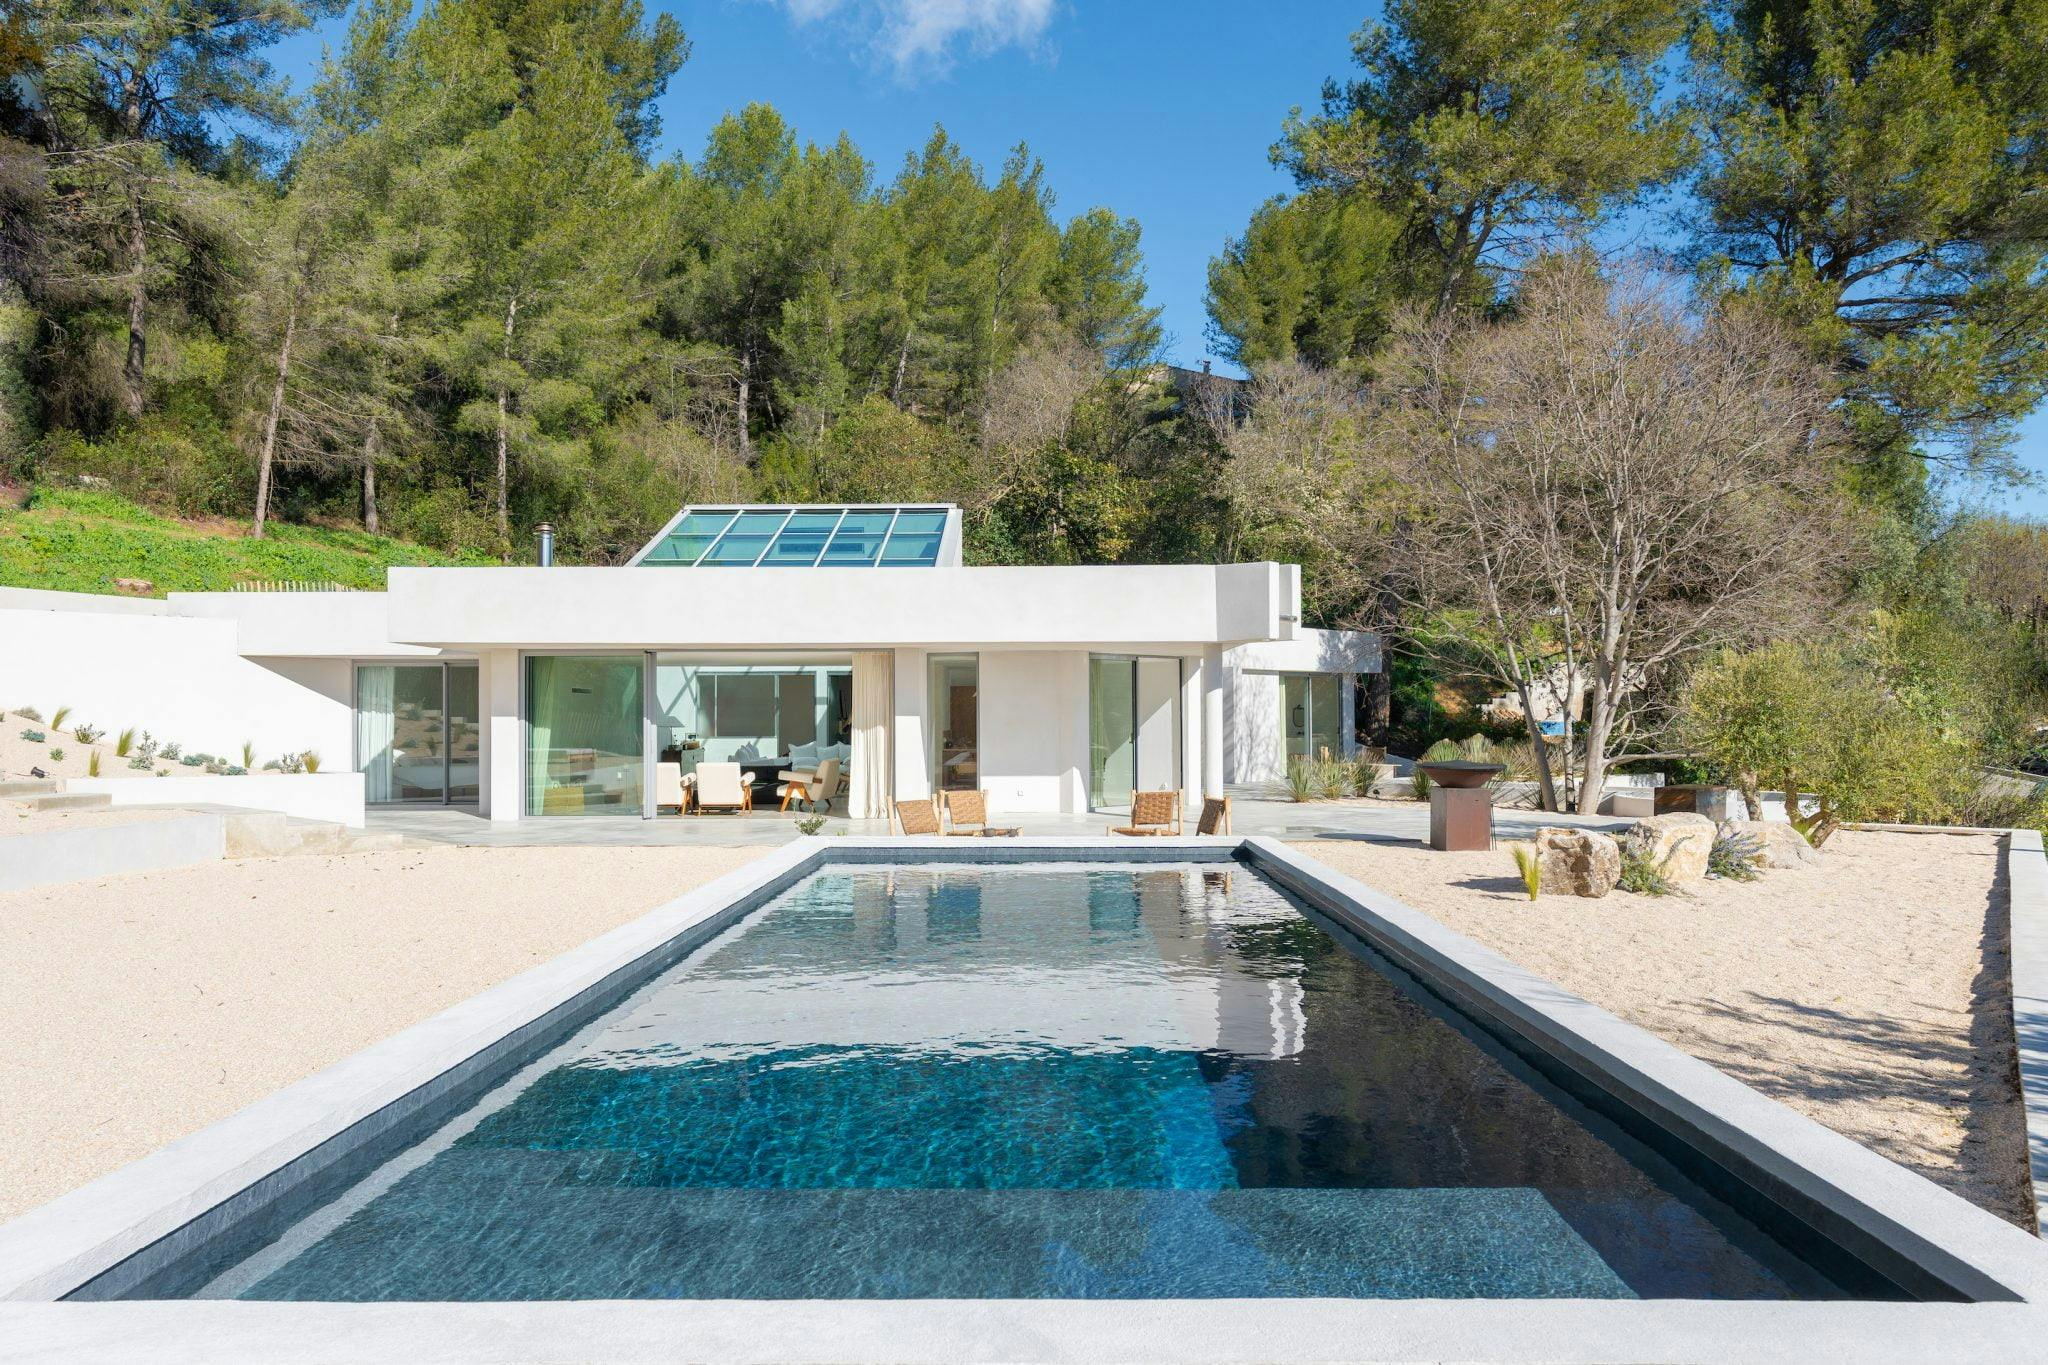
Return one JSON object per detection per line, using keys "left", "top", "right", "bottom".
{"left": 198, "top": 864, "right": 1898, "bottom": 1301}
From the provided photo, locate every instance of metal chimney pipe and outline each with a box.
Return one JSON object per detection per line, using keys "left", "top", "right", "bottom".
{"left": 536, "top": 523, "right": 555, "bottom": 567}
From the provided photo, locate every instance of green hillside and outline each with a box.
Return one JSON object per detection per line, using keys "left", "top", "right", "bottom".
{"left": 0, "top": 486, "right": 491, "bottom": 597}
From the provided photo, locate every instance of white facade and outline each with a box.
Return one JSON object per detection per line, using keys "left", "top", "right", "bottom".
{"left": 0, "top": 509, "right": 1378, "bottom": 823}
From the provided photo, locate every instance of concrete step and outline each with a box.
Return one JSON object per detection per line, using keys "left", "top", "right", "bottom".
{"left": 0, "top": 778, "right": 63, "bottom": 798}
{"left": 222, "top": 811, "right": 405, "bottom": 858}
{"left": 19, "top": 791, "right": 112, "bottom": 812}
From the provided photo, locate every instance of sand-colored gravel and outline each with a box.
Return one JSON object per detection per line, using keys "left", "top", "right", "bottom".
{"left": 0, "top": 843, "right": 770, "bottom": 1219}
{"left": 1289, "top": 829, "right": 2034, "bottom": 1228}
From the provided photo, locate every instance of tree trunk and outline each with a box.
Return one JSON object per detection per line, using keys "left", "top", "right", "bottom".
{"left": 251, "top": 288, "right": 299, "bottom": 539}
{"left": 890, "top": 324, "right": 914, "bottom": 406}
{"left": 495, "top": 293, "right": 517, "bottom": 548}
{"left": 1574, "top": 675, "right": 1614, "bottom": 816}
{"left": 1515, "top": 676, "right": 1562, "bottom": 812}
{"left": 361, "top": 422, "right": 380, "bottom": 535}
{"left": 122, "top": 189, "right": 147, "bottom": 419}
{"left": 1738, "top": 775, "right": 1762, "bottom": 821}
{"left": 736, "top": 351, "right": 752, "bottom": 454}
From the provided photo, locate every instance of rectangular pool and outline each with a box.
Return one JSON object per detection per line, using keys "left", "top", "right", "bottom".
{"left": 175, "top": 862, "right": 1903, "bottom": 1302}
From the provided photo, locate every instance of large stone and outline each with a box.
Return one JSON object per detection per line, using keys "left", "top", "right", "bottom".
{"left": 1535, "top": 827, "right": 1622, "bottom": 898}
{"left": 1625, "top": 813, "right": 1715, "bottom": 885}
{"left": 1728, "top": 819, "right": 1822, "bottom": 869}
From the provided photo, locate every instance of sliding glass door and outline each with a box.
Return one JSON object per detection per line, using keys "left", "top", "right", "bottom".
{"left": 928, "top": 654, "right": 979, "bottom": 792}
{"left": 1280, "top": 674, "right": 1342, "bottom": 766}
{"left": 525, "top": 655, "right": 645, "bottom": 817}
{"left": 355, "top": 662, "right": 480, "bottom": 806}
{"left": 1088, "top": 655, "right": 1181, "bottom": 811}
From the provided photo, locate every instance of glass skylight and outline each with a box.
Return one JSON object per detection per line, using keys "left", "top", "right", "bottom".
{"left": 636, "top": 507, "right": 951, "bottom": 568}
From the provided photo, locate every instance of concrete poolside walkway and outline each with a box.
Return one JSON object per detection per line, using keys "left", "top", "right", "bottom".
{"left": 367, "top": 796, "right": 1626, "bottom": 847}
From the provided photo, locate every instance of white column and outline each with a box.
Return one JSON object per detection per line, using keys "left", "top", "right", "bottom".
{"left": 481, "top": 648, "right": 522, "bottom": 823}
{"left": 1202, "top": 645, "right": 1226, "bottom": 797}
{"left": 893, "top": 647, "right": 929, "bottom": 803}
{"left": 1181, "top": 655, "right": 1204, "bottom": 809}
{"left": 1065, "top": 651, "right": 1092, "bottom": 813}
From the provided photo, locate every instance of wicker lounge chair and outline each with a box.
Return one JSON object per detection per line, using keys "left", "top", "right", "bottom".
{"left": 1112, "top": 790, "right": 1182, "bottom": 836}
{"left": 941, "top": 788, "right": 1019, "bottom": 837}
{"left": 895, "top": 797, "right": 942, "bottom": 835}
{"left": 1197, "top": 795, "right": 1231, "bottom": 835}
{"left": 693, "top": 761, "right": 752, "bottom": 814}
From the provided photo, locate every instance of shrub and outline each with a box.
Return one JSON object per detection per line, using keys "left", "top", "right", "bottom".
{"left": 19, "top": 728, "right": 44, "bottom": 743}
{"left": 795, "top": 813, "right": 826, "bottom": 836}
{"left": 72, "top": 723, "right": 102, "bottom": 745}
{"left": 1286, "top": 749, "right": 1353, "bottom": 801}
{"left": 226, "top": 764, "right": 247, "bottom": 776}
{"left": 262, "top": 759, "right": 283, "bottom": 772}
{"left": 160, "top": 740, "right": 182, "bottom": 761}
{"left": 133, "top": 730, "right": 158, "bottom": 763}
{"left": 1511, "top": 844, "right": 1540, "bottom": 900}
{"left": 51, "top": 705, "right": 71, "bottom": 729}
{"left": 87, "top": 750, "right": 101, "bottom": 776}
{"left": 301, "top": 750, "right": 321, "bottom": 774}
{"left": 189, "top": 752, "right": 214, "bottom": 765}
{"left": 1618, "top": 843, "right": 1675, "bottom": 896}
{"left": 15, "top": 705, "right": 41, "bottom": 722}
{"left": 49, "top": 747, "right": 64, "bottom": 762}
{"left": 114, "top": 726, "right": 135, "bottom": 756}
{"left": 127, "top": 755, "right": 152, "bottom": 770}
{"left": 1707, "top": 824, "right": 1763, "bottom": 881}
{"left": 241, "top": 740, "right": 255, "bottom": 767}
{"left": 179, "top": 753, "right": 204, "bottom": 767}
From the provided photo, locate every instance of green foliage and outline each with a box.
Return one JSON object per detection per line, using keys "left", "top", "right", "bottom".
{"left": 1286, "top": 749, "right": 1355, "bottom": 801}
{"left": 1511, "top": 843, "right": 1540, "bottom": 901}
{"left": 0, "top": 486, "right": 488, "bottom": 595}
{"left": 50, "top": 705, "right": 71, "bottom": 729}
{"left": 15, "top": 705, "right": 39, "bottom": 722}
{"left": 19, "top": 728, "right": 44, "bottom": 743}
{"left": 794, "top": 813, "right": 826, "bottom": 836}
{"left": 114, "top": 727, "right": 133, "bottom": 757}
{"left": 1618, "top": 844, "right": 1675, "bottom": 897}
{"left": 48, "top": 747, "right": 64, "bottom": 761}
{"left": 87, "top": 750, "right": 100, "bottom": 777}
{"left": 1707, "top": 824, "right": 1763, "bottom": 882}
{"left": 241, "top": 740, "right": 256, "bottom": 767}
{"left": 1690, "top": 0, "right": 2048, "bottom": 479}
{"left": 71, "top": 723, "right": 102, "bottom": 745}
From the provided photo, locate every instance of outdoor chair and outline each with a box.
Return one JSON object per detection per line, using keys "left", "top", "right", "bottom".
{"left": 1112, "top": 790, "right": 1182, "bottom": 837}
{"left": 777, "top": 757, "right": 841, "bottom": 813}
{"left": 655, "top": 761, "right": 686, "bottom": 815}
{"left": 1197, "top": 795, "right": 1232, "bottom": 836}
{"left": 894, "top": 797, "right": 942, "bottom": 835}
{"left": 693, "top": 761, "right": 752, "bottom": 814}
{"left": 941, "top": 788, "right": 1019, "bottom": 837}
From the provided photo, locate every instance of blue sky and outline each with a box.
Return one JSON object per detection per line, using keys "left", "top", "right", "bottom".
{"left": 265, "top": 0, "right": 2048, "bottom": 515}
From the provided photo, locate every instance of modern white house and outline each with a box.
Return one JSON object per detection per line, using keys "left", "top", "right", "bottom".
{"left": 0, "top": 504, "right": 1380, "bottom": 824}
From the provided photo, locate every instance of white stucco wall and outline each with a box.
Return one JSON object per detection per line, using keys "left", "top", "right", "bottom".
{"left": 1220, "top": 628, "right": 1382, "bottom": 787}
{"left": 975, "top": 651, "right": 1086, "bottom": 814}
{"left": 0, "top": 591, "right": 353, "bottom": 769}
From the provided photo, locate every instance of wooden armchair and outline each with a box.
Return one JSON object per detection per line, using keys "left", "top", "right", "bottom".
{"left": 1112, "top": 790, "right": 1182, "bottom": 836}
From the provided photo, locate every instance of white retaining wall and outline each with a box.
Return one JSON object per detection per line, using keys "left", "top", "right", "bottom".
{"left": 0, "top": 813, "right": 224, "bottom": 893}
{"left": 0, "top": 590, "right": 352, "bottom": 769}
{"left": 68, "top": 773, "right": 366, "bottom": 828}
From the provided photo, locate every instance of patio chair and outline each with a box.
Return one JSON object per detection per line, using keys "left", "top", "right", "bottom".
{"left": 894, "top": 797, "right": 942, "bottom": 835}
{"left": 1197, "top": 795, "right": 1232, "bottom": 836}
{"left": 941, "top": 788, "right": 1019, "bottom": 837}
{"left": 1112, "top": 790, "right": 1182, "bottom": 837}
{"left": 777, "top": 757, "right": 841, "bottom": 813}
{"left": 655, "top": 761, "right": 686, "bottom": 815}
{"left": 693, "top": 761, "right": 752, "bottom": 814}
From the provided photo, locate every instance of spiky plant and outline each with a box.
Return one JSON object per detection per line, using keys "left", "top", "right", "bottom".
{"left": 51, "top": 705, "right": 71, "bottom": 729}
{"left": 114, "top": 726, "right": 135, "bottom": 757}
{"left": 1511, "top": 844, "right": 1540, "bottom": 901}
{"left": 87, "top": 750, "right": 101, "bottom": 777}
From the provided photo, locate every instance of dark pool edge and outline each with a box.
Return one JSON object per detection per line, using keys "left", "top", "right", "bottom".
{"left": 1236, "top": 835, "right": 2048, "bottom": 1307}
{"left": 2008, "top": 828, "right": 2048, "bottom": 1239}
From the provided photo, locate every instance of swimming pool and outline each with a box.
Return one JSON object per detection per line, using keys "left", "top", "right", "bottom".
{"left": 184, "top": 862, "right": 1894, "bottom": 1302}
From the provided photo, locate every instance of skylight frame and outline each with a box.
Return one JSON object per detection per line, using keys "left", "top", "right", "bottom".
{"left": 630, "top": 504, "right": 954, "bottom": 568}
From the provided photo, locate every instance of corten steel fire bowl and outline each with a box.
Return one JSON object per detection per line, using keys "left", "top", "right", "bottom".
{"left": 1418, "top": 761, "right": 1505, "bottom": 789}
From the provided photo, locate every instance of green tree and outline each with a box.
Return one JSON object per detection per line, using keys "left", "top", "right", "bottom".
{"left": 1049, "top": 207, "right": 1162, "bottom": 369}
{"left": 1207, "top": 189, "right": 1403, "bottom": 370}
{"left": 1690, "top": 0, "right": 2048, "bottom": 495}
{"left": 1276, "top": 0, "right": 1692, "bottom": 312}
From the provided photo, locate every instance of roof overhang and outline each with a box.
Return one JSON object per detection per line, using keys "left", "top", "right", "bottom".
{"left": 384, "top": 563, "right": 1300, "bottom": 652}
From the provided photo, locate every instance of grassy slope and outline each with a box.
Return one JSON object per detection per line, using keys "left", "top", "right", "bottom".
{"left": 0, "top": 487, "right": 489, "bottom": 596}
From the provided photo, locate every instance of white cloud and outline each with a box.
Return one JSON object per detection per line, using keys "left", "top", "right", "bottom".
{"left": 773, "top": 0, "right": 1059, "bottom": 79}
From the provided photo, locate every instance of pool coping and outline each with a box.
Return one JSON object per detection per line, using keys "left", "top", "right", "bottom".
{"left": 2, "top": 834, "right": 2046, "bottom": 1362}
{"left": 2009, "top": 828, "right": 2048, "bottom": 1235}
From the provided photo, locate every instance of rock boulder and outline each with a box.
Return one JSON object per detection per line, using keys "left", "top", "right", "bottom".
{"left": 1535, "top": 827, "right": 1622, "bottom": 898}
{"left": 1625, "top": 813, "right": 1715, "bottom": 885}
{"left": 1728, "top": 819, "right": 1822, "bottom": 869}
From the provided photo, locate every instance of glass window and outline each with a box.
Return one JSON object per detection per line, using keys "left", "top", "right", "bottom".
{"left": 820, "top": 510, "right": 894, "bottom": 565}
{"left": 356, "top": 664, "right": 447, "bottom": 804}
{"left": 1309, "top": 674, "right": 1341, "bottom": 762}
{"left": 1281, "top": 674, "right": 1344, "bottom": 770}
{"left": 759, "top": 509, "right": 844, "bottom": 565}
{"left": 880, "top": 509, "right": 946, "bottom": 566}
{"left": 699, "top": 510, "right": 790, "bottom": 565}
{"left": 1089, "top": 657, "right": 1136, "bottom": 810}
{"left": 645, "top": 510, "right": 738, "bottom": 565}
{"left": 446, "top": 664, "right": 480, "bottom": 803}
{"left": 928, "top": 655, "right": 978, "bottom": 792}
{"left": 526, "top": 655, "right": 644, "bottom": 816}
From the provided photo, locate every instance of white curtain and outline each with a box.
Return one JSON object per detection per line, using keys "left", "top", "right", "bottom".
{"left": 355, "top": 665, "right": 396, "bottom": 803}
{"left": 850, "top": 650, "right": 894, "bottom": 819}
